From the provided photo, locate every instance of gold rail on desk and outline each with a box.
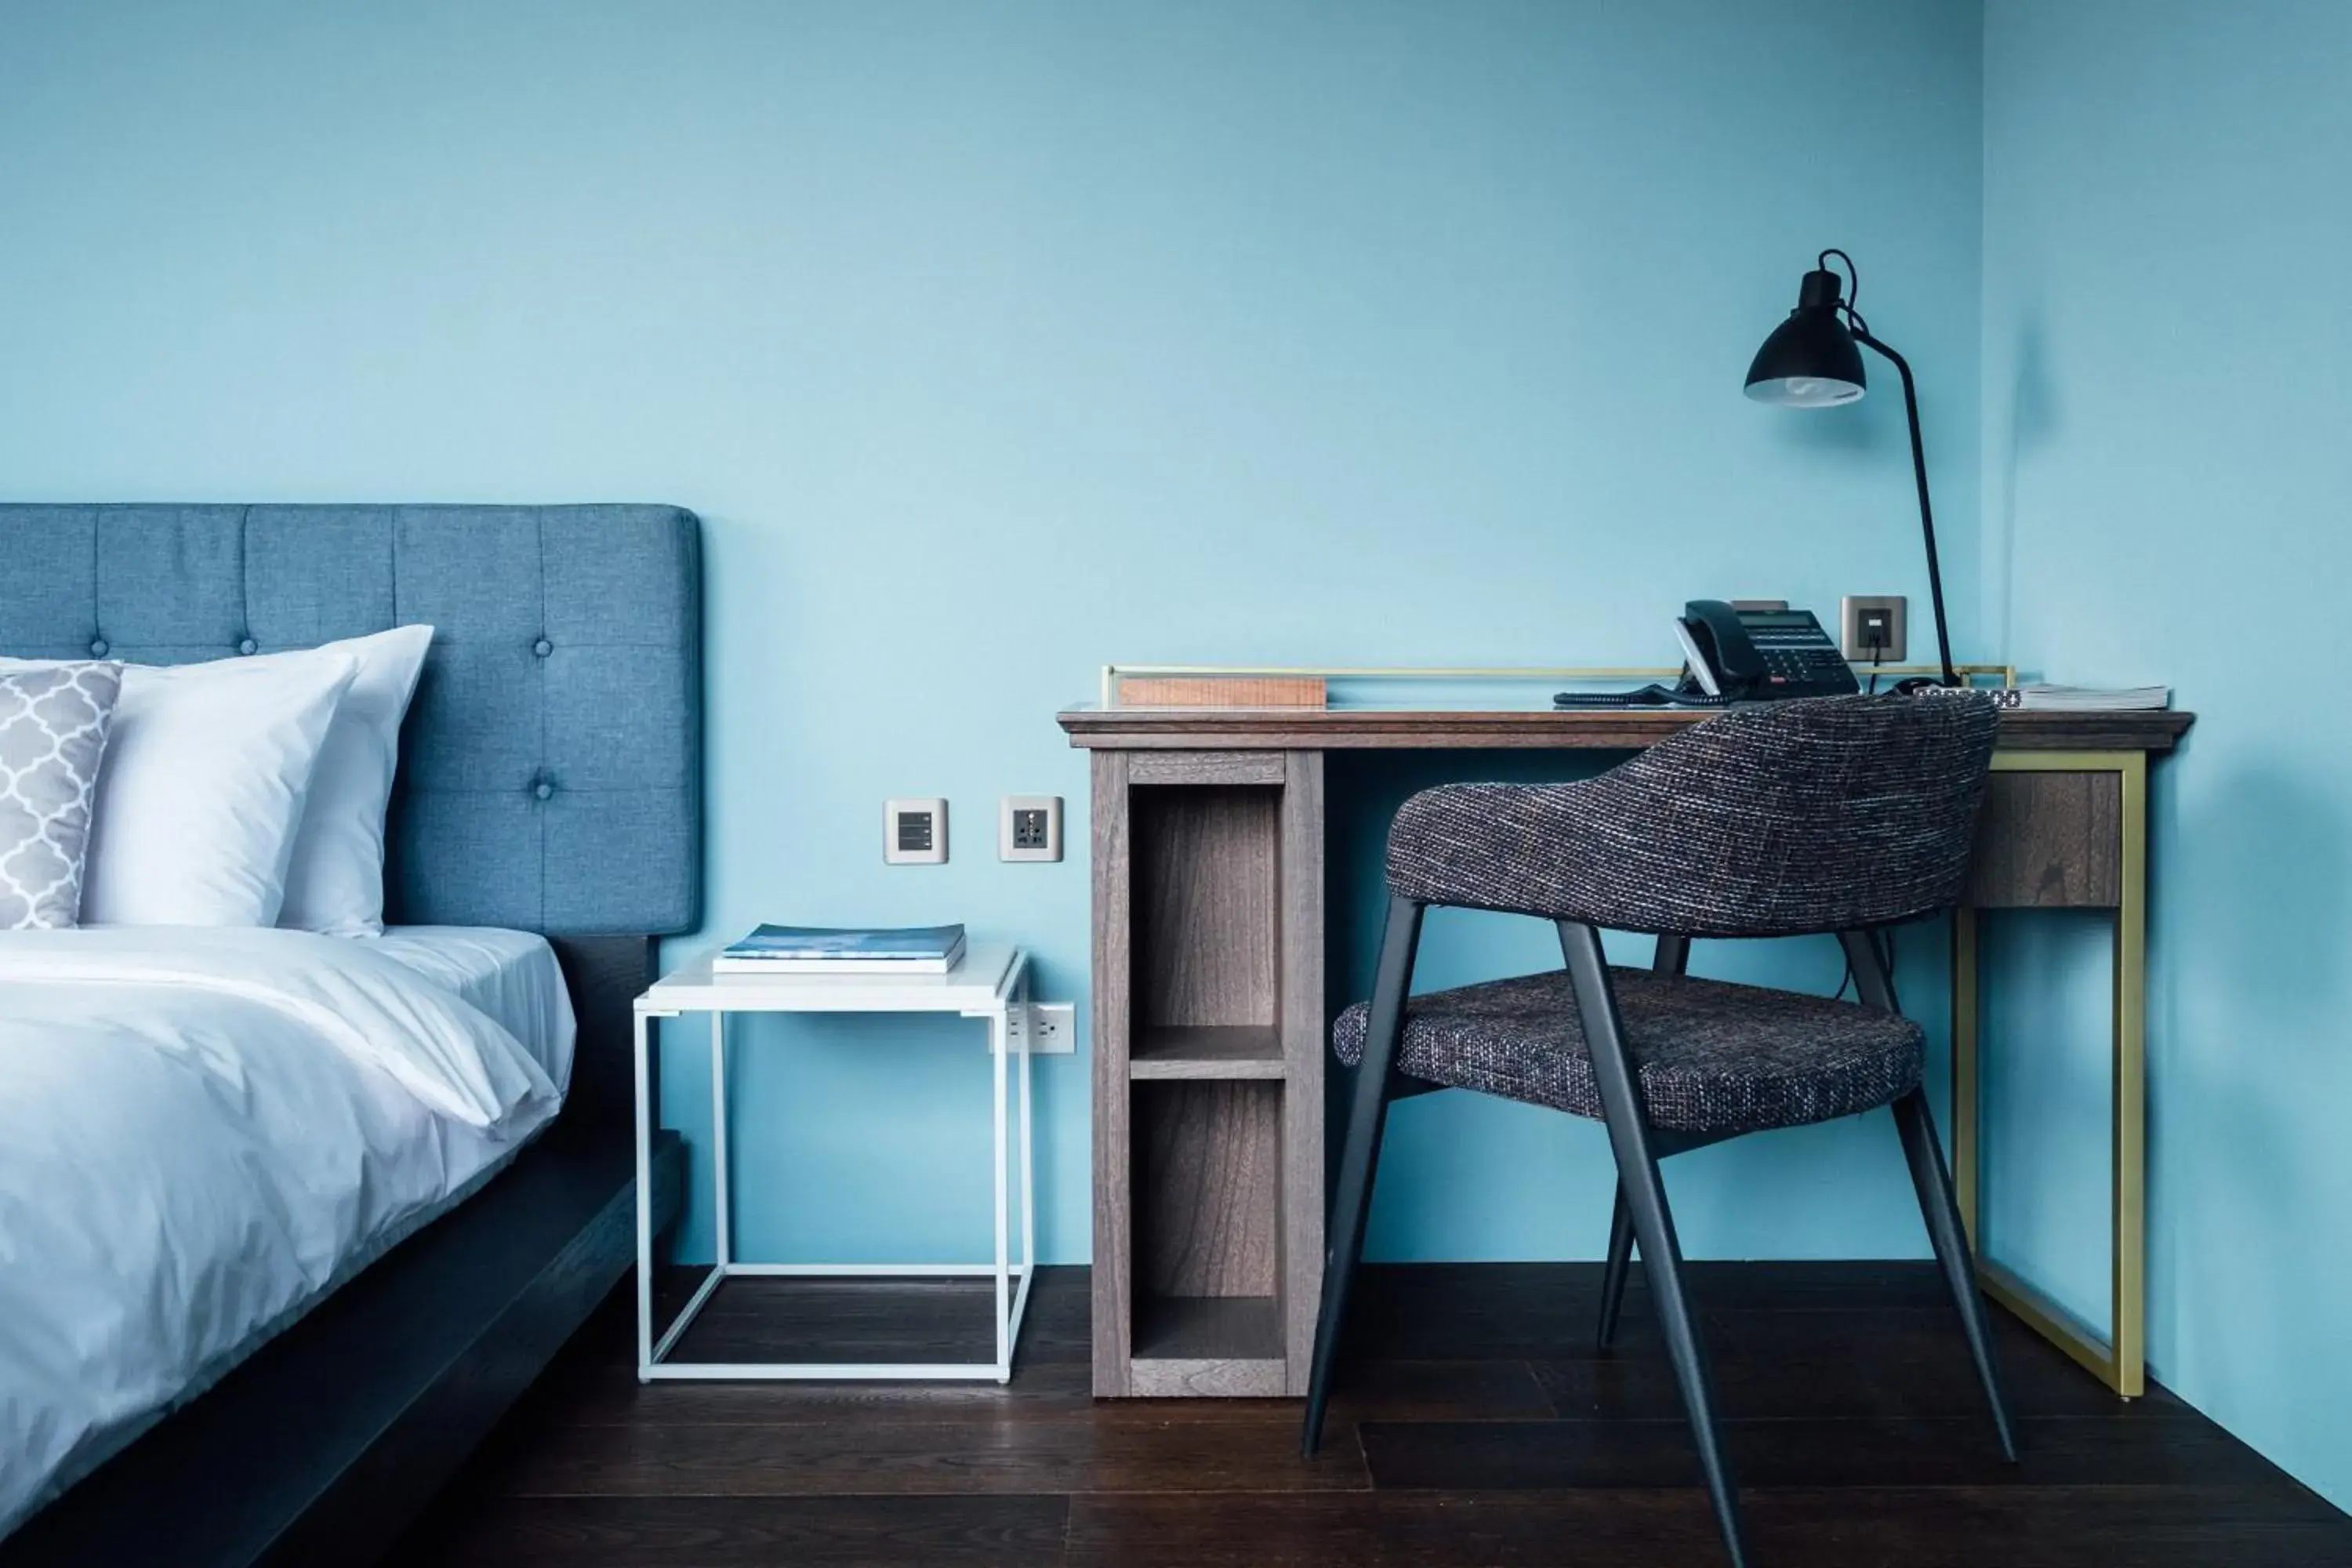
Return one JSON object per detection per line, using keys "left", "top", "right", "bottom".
{"left": 1098, "top": 662, "right": 2019, "bottom": 709}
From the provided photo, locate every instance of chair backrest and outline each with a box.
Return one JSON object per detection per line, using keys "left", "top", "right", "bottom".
{"left": 1381, "top": 693, "right": 1999, "bottom": 937}
{"left": 1578, "top": 693, "right": 2000, "bottom": 936}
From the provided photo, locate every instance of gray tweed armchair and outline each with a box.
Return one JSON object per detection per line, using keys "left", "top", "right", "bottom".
{"left": 1301, "top": 694, "right": 2017, "bottom": 1568}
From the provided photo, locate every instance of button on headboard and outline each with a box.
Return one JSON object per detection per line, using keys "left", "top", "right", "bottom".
{"left": 0, "top": 504, "right": 702, "bottom": 935}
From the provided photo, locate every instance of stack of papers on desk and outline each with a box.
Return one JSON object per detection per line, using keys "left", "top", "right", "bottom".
{"left": 2005, "top": 684, "right": 2172, "bottom": 711}
{"left": 715, "top": 924, "right": 967, "bottom": 975}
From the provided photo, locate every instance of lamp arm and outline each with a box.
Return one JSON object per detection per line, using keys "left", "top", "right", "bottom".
{"left": 1849, "top": 325, "right": 1958, "bottom": 687}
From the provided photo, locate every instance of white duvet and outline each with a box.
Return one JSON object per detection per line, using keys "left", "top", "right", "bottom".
{"left": 0, "top": 928, "right": 562, "bottom": 1537}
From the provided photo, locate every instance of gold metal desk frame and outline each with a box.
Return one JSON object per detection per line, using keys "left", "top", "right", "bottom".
{"left": 1062, "top": 667, "right": 2187, "bottom": 1400}
{"left": 1953, "top": 748, "right": 2149, "bottom": 1397}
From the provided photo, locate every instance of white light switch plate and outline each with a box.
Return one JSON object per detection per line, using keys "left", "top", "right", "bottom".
{"left": 884, "top": 798, "right": 947, "bottom": 864}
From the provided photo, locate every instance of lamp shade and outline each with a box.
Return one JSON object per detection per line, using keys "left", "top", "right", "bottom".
{"left": 1744, "top": 267, "right": 1866, "bottom": 406}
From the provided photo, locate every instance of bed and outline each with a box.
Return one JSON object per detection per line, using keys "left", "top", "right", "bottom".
{"left": 0, "top": 504, "right": 700, "bottom": 1566}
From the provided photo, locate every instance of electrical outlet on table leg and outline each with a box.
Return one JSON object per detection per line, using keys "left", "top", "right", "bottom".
{"left": 1008, "top": 1001, "right": 1076, "bottom": 1054}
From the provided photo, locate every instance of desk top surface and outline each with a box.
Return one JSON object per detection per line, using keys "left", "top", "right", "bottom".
{"left": 1058, "top": 704, "right": 2195, "bottom": 753}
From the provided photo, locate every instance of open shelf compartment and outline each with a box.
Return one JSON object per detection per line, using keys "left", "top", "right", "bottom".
{"left": 1093, "top": 753, "right": 1322, "bottom": 1398}
{"left": 1129, "top": 1078, "right": 1286, "bottom": 1395}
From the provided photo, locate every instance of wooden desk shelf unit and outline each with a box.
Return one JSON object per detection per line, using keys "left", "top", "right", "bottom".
{"left": 1091, "top": 750, "right": 1322, "bottom": 1396}
{"left": 1066, "top": 702, "right": 2193, "bottom": 1403}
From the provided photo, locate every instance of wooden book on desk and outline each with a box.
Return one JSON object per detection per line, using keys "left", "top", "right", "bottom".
{"left": 1116, "top": 676, "right": 1327, "bottom": 709}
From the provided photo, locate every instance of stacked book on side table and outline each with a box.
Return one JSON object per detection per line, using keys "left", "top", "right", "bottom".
{"left": 713, "top": 923, "right": 967, "bottom": 975}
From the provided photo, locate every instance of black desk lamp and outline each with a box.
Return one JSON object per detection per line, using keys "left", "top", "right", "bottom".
{"left": 1745, "top": 249, "right": 1958, "bottom": 688}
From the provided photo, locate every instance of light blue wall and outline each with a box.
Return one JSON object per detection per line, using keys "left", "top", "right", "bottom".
{"left": 10, "top": 0, "right": 2346, "bottom": 1515}
{"left": 0, "top": 1, "right": 1984, "bottom": 1268}
{"left": 1983, "top": 0, "right": 2352, "bottom": 1509}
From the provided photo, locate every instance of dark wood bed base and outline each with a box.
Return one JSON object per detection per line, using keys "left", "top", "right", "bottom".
{"left": 0, "top": 935, "right": 684, "bottom": 1568}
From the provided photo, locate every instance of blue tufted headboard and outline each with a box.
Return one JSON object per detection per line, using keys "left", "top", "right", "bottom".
{"left": 0, "top": 504, "right": 701, "bottom": 935}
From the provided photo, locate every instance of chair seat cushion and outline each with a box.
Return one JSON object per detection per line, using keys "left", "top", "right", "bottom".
{"left": 1332, "top": 967, "right": 1922, "bottom": 1134}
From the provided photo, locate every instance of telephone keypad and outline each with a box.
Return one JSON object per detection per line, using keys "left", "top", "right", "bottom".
{"left": 1748, "top": 626, "right": 1851, "bottom": 688}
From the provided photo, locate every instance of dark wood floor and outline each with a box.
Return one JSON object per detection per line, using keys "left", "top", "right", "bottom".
{"left": 390, "top": 1262, "right": 2352, "bottom": 1566}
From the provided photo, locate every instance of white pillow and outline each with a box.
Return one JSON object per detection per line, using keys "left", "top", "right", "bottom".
{"left": 276, "top": 625, "right": 435, "bottom": 938}
{"left": 0, "top": 647, "right": 357, "bottom": 927}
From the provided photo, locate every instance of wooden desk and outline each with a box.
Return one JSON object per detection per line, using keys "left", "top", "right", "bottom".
{"left": 1060, "top": 704, "right": 2193, "bottom": 1400}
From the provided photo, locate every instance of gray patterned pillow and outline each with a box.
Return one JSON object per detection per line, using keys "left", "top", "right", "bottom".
{"left": 0, "top": 664, "right": 123, "bottom": 929}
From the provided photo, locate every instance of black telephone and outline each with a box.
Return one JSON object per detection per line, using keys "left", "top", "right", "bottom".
{"left": 1673, "top": 600, "right": 1860, "bottom": 701}
{"left": 1552, "top": 599, "right": 1862, "bottom": 709}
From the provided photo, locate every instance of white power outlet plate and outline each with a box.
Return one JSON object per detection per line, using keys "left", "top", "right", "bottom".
{"left": 1006, "top": 1001, "right": 1076, "bottom": 1054}
{"left": 999, "top": 794, "right": 1063, "bottom": 862}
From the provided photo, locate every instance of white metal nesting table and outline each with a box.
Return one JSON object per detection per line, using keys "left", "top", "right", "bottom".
{"left": 632, "top": 942, "right": 1036, "bottom": 1382}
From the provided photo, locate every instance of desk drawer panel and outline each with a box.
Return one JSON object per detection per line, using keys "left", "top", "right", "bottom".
{"left": 1128, "top": 751, "right": 1287, "bottom": 786}
{"left": 1967, "top": 771, "right": 2122, "bottom": 909}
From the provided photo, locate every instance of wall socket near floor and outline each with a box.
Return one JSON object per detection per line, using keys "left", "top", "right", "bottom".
{"left": 1007, "top": 1000, "right": 1077, "bottom": 1054}
{"left": 999, "top": 795, "right": 1063, "bottom": 862}
{"left": 884, "top": 798, "right": 948, "bottom": 864}
{"left": 1839, "top": 594, "right": 1908, "bottom": 664}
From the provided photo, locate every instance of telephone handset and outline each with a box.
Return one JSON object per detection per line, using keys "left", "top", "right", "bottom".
{"left": 1675, "top": 600, "right": 1860, "bottom": 701}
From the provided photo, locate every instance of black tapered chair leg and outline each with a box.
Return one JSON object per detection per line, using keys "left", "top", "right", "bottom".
{"left": 1560, "top": 922, "right": 1749, "bottom": 1568}
{"left": 1595, "top": 937, "right": 1681, "bottom": 1352}
{"left": 1836, "top": 928, "right": 2018, "bottom": 1465}
{"left": 1302, "top": 895, "right": 1424, "bottom": 1457}
{"left": 1893, "top": 1088, "right": 2020, "bottom": 1462}
{"left": 1616, "top": 1156, "right": 1744, "bottom": 1566}
{"left": 1597, "top": 1181, "right": 1634, "bottom": 1350}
